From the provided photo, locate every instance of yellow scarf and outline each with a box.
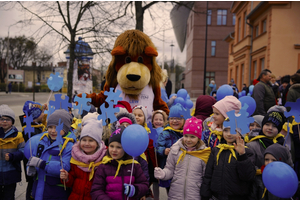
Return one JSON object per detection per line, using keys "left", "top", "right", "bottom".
{"left": 247, "top": 133, "right": 284, "bottom": 144}
{"left": 216, "top": 144, "right": 239, "bottom": 165}
{"left": 176, "top": 147, "right": 211, "bottom": 165}
{"left": 22, "top": 124, "right": 46, "bottom": 133}
{"left": 140, "top": 153, "right": 147, "bottom": 162}
{"left": 163, "top": 126, "right": 183, "bottom": 133}
{"left": 282, "top": 120, "right": 300, "bottom": 134}
{"left": 40, "top": 133, "right": 74, "bottom": 156}
{"left": 0, "top": 132, "right": 23, "bottom": 146}
{"left": 71, "top": 118, "right": 82, "bottom": 130}
{"left": 101, "top": 156, "right": 139, "bottom": 178}
{"left": 208, "top": 127, "right": 223, "bottom": 145}
{"left": 70, "top": 157, "right": 101, "bottom": 181}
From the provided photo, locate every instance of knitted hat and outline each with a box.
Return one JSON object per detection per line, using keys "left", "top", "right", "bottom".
{"left": 133, "top": 105, "right": 148, "bottom": 119}
{"left": 0, "top": 104, "right": 15, "bottom": 124}
{"left": 23, "top": 101, "right": 44, "bottom": 120}
{"left": 267, "top": 105, "right": 286, "bottom": 114}
{"left": 111, "top": 112, "right": 137, "bottom": 133}
{"left": 82, "top": 112, "right": 99, "bottom": 126}
{"left": 183, "top": 117, "right": 203, "bottom": 139}
{"left": 252, "top": 115, "right": 264, "bottom": 127}
{"left": 119, "top": 117, "right": 132, "bottom": 125}
{"left": 264, "top": 143, "right": 293, "bottom": 167}
{"left": 109, "top": 125, "right": 126, "bottom": 144}
{"left": 262, "top": 111, "right": 285, "bottom": 133}
{"left": 114, "top": 101, "right": 132, "bottom": 113}
{"left": 169, "top": 103, "right": 185, "bottom": 119}
{"left": 81, "top": 104, "right": 96, "bottom": 119}
{"left": 213, "top": 96, "right": 241, "bottom": 118}
{"left": 80, "top": 118, "right": 103, "bottom": 145}
{"left": 152, "top": 110, "right": 168, "bottom": 124}
{"left": 47, "top": 109, "right": 73, "bottom": 134}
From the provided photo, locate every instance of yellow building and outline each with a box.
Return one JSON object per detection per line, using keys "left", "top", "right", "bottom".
{"left": 225, "top": 1, "right": 300, "bottom": 90}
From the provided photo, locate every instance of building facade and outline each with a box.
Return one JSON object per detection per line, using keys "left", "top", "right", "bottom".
{"left": 183, "top": 1, "right": 235, "bottom": 97}
{"left": 225, "top": 1, "right": 300, "bottom": 90}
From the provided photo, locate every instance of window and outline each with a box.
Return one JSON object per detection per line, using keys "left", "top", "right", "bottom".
{"left": 260, "top": 58, "right": 265, "bottom": 70}
{"left": 253, "top": 60, "right": 257, "bottom": 79}
{"left": 230, "top": 44, "right": 234, "bottom": 54}
{"left": 42, "top": 74, "right": 45, "bottom": 80}
{"left": 232, "top": 13, "right": 236, "bottom": 25}
{"left": 205, "top": 72, "right": 215, "bottom": 86}
{"left": 238, "top": 17, "right": 241, "bottom": 41}
{"left": 255, "top": 25, "right": 259, "bottom": 37}
{"left": 217, "top": 9, "right": 227, "bottom": 25}
{"left": 211, "top": 41, "right": 216, "bottom": 56}
{"left": 244, "top": 11, "right": 247, "bottom": 38}
{"left": 207, "top": 10, "right": 212, "bottom": 25}
{"left": 262, "top": 19, "right": 267, "bottom": 32}
{"left": 241, "top": 64, "right": 244, "bottom": 87}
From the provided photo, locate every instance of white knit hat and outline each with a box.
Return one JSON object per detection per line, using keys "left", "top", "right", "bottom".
{"left": 80, "top": 118, "right": 103, "bottom": 146}
{"left": 0, "top": 104, "right": 15, "bottom": 124}
{"left": 82, "top": 112, "right": 99, "bottom": 126}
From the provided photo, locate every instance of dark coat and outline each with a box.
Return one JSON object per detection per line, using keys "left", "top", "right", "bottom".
{"left": 252, "top": 81, "right": 276, "bottom": 115}
{"left": 200, "top": 145, "right": 256, "bottom": 199}
{"left": 287, "top": 83, "right": 300, "bottom": 103}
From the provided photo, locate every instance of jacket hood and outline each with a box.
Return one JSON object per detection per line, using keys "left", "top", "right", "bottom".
{"left": 194, "top": 95, "right": 216, "bottom": 122}
{"left": 289, "top": 83, "right": 300, "bottom": 92}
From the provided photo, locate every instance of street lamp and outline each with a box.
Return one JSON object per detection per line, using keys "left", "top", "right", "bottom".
{"left": 170, "top": 42, "right": 174, "bottom": 73}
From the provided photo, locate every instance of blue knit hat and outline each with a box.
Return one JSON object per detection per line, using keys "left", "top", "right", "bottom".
{"left": 169, "top": 103, "right": 190, "bottom": 120}
{"left": 23, "top": 101, "right": 44, "bottom": 120}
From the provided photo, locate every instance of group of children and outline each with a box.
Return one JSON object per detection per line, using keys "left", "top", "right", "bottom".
{"left": 0, "top": 93, "right": 299, "bottom": 200}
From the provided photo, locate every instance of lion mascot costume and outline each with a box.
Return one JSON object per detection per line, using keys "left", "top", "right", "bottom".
{"left": 81, "top": 29, "right": 169, "bottom": 121}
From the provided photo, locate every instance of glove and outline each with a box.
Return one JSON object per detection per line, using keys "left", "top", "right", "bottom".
{"left": 154, "top": 167, "right": 165, "bottom": 179}
{"left": 124, "top": 183, "right": 135, "bottom": 197}
{"left": 27, "top": 156, "right": 45, "bottom": 168}
{"left": 26, "top": 166, "right": 36, "bottom": 176}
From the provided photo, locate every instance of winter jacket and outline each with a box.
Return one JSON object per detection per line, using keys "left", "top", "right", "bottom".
{"left": 64, "top": 141, "right": 107, "bottom": 200}
{"left": 252, "top": 81, "right": 276, "bottom": 115}
{"left": 287, "top": 83, "right": 300, "bottom": 103}
{"left": 90, "top": 156, "right": 149, "bottom": 200}
{"left": 194, "top": 95, "right": 216, "bottom": 122}
{"left": 24, "top": 131, "right": 76, "bottom": 200}
{"left": 202, "top": 122, "right": 223, "bottom": 149}
{"left": 156, "top": 125, "right": 183, "bottom": 168}
{"left": 0, "top": 126, "right": 25, "bottom": 185}
{"left": 200, "top": 143, "right": 256, "bottom": 199}
{"left": 160, "top": 138, "right": 210, "bottom": 200}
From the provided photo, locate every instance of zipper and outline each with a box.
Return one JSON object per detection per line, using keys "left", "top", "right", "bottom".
{"left": 183, "top": 155, "right": 190, "bottom": 200}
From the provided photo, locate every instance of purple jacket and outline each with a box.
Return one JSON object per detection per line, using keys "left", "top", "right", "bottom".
{"left": 91, "top": 158, "right": 149, "bottom": 200}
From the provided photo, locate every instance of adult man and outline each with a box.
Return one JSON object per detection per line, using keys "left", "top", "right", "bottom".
{"left": 206, "top": 80, "right": 216, "bottom": 95}
{"left": 252, "top": 69, "right": 276, "bottom": 115}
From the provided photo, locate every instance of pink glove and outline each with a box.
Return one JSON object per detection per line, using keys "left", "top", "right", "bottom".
{"left": 154, "top": 167, "right": 166, "bottom": 179}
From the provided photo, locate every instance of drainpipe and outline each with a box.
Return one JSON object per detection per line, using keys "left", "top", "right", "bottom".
{"left": 246, "top": 20, "right": 253, "bottom": 86}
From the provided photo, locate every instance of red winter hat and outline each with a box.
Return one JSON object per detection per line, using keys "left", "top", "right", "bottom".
{"left": 183, "top": 117, "right": 203, "bottom": 139}
{"left": 114, "top": 101, "right": 132, "bottom": 113}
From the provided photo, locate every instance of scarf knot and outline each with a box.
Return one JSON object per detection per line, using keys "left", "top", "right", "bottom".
{"left": 216, "top": 144, "right": 237, "bottom": 165}
{"left": 176, "top": 147, "right": 211, "bottom": 165}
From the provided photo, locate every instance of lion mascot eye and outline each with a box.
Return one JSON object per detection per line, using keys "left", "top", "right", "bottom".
{"left": 125, "top": 56, "right": 131, "bottom": 64}
{"left": 137, "top": 56, "right": 144, "bottom": 64}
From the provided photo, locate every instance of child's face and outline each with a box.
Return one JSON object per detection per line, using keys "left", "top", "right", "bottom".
{"left": 109, "top": 141, "right": 125, "bottom": 160}
{"left": 262, "top": 122, "right": 278, "bottom": 137}
{"left": 80, "top": 136, "right": 98, "bottom": 155}
{"left": 47, "top": 125, "right": 65, "bottom": 140}
{"left": 212, "top": 107, "right": 225, "bottom": 126}
{"left": 153, "top": 113, "right": 164, "bottom": 128}
{"left": 0, "top": 117, "right": 13, "bottom": 132}
{"left": 169, "top": 117, "right": 184, "bottom": 130}
{"left": 223, "top": 128, "right": 237, "bottom": 145}
{"left": 120, "top": 122, "right": 130, "bottom": 128}
{"left": 183, "top": 134, "right": 199, "bottom": 148}
{"left": 249, "top": 122, "right": 261, "bottom": 131}
{"left": 133, "top": 109, "right": 145, "bottom": 126}
{"left": 265, "top": 153, "right": 277, "bottom": 166}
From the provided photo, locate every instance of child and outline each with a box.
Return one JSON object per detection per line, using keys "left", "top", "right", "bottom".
{"left": 24, "top": 109, "right": 76, "bottom": 200}
{"left": 193, "top": 95, "right": 216, "bottom": 122}
{"left": 244, "top": 115, "right": 264, "bottom": 143}
{"left": 60, "top": 119, "right": 107, "bottom": 200}
{"left": 200, "top": 126, "right": 256, "bottom": 199}
{"left": 156, "top": 103, "right": 187, "bottom": 191}
{"left": 90, "top": 126, "right": 149, "bottom": 200}
{"left": 246, "top": 111, "right": 286, "bottom": 200}
{"left": 154, "top": 117, "right": 211, "bottom": 199}
{"left": 202, "top": 95, "right": 241, "bottom": 149}
{"left": 21, "top": 101, "right": 48, "bottom": 200}
{"left": 261, "top": 143, "right": 294, "bottom": 200}
{"left": 152, "top": 109, "right": 168, "bottom": 129}
{"left": 0, "top": 104, "right": 25, "bottom": 200}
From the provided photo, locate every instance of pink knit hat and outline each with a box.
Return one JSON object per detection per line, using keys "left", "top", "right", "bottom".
{"left": 119, "top": 117, "right": 133, "bottom": 125}
{"left": 213, "top": 96, "right": 241, "bottom": 118}
{"left": 183, "top": 117, "right": 203, "bottom": 139}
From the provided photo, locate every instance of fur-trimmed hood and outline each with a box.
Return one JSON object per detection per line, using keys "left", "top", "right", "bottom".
{"left": 110, "top": 111, "right": 137, "bottom": 133}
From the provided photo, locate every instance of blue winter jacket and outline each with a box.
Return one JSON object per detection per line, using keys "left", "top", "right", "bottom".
{"left": 24, "top": 130, "right": 76, "bottom": 200}
{"left": 0, "top": 126, "right": 25, "bottom": 185}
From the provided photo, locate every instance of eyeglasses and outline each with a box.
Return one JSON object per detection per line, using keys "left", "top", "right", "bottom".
{"left": 0, "top": 118, "right": 12, "bottom": 122}
{"left": 169, "top": 117, "right": 183, "bottom": 122}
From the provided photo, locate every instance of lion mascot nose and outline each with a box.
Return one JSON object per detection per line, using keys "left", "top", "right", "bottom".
{"left": 126, "top": 74, "right": 141, "bottom": 82}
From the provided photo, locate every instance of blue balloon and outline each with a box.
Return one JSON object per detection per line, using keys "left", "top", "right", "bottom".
{"left": 239, "top": 96, "right": 256, "bottom": 116}
{"left": 121, "top": 124, "right": 149, "bottom": 157}
{"left": 247, "top": 93, "right": 251, "bottom": 96}
{"left": 186, "top": 94, "right": 190, "bottom": 100}
{"left": 238, "top": 92, "right": 242, "bottom": 98}
{"left": 216, "top": 84, "right": 233, "bottom": 101}
{"left": 170, "top": 93, "right": 177, "bottom": 99}
{"left": 241, "top": 90, "right": 246, "bottom": 96}
{"left": 177, "top": 89, "right": 188, "bottom": 99}
{"left": 185, "top": 99, "right": 194, "bottom": 109}
{"left": 249, "top": 85, "right": 254, "bottom": 95}
{"left": 174, "top": 97, "right": 186, "bottom": 107}
{"left": 263, "top": 161, "right": 298, "bottom": 198}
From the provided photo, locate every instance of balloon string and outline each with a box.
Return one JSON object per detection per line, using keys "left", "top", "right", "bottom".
{"left": 46, "top": 90, "right": 53, "bottom": 105}
{"left": 127, "top": 158, "right": 135, "bottom": 200}
{"left": 284, "top": 122, "right": 290, "bottom": 146}
{"left": 154, "top": 148, "right": 160, "bottom": 184}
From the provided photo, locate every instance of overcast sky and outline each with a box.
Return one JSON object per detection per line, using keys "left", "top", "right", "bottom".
{"left": 0, "top": 2, "right": 186, "bottom": 70}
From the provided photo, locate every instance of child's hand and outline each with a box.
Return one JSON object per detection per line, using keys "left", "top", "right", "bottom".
{"left": 154, "top": 167, "right": 165, "bottom": 179}
{"left": 60, "top": 169, "right": 69, "bottom": 181}
{"left": 233, "top": 135, "right": 245, "bottom": 155}
{"left": 124, "top": 183, "right": 135, "bottom": 197}
{"left": 164, "top": 148, "right": 170, "bottom": 155}
{"left": 5, "top": 153, "right": 9, "bottom": 161}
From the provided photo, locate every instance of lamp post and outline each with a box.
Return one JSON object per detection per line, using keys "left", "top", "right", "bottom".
{"left": 170, "top": 41, "right": 174, "bottom": 73}
{"left": 203, "top": 1, "right": 208, "bottom": 95}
